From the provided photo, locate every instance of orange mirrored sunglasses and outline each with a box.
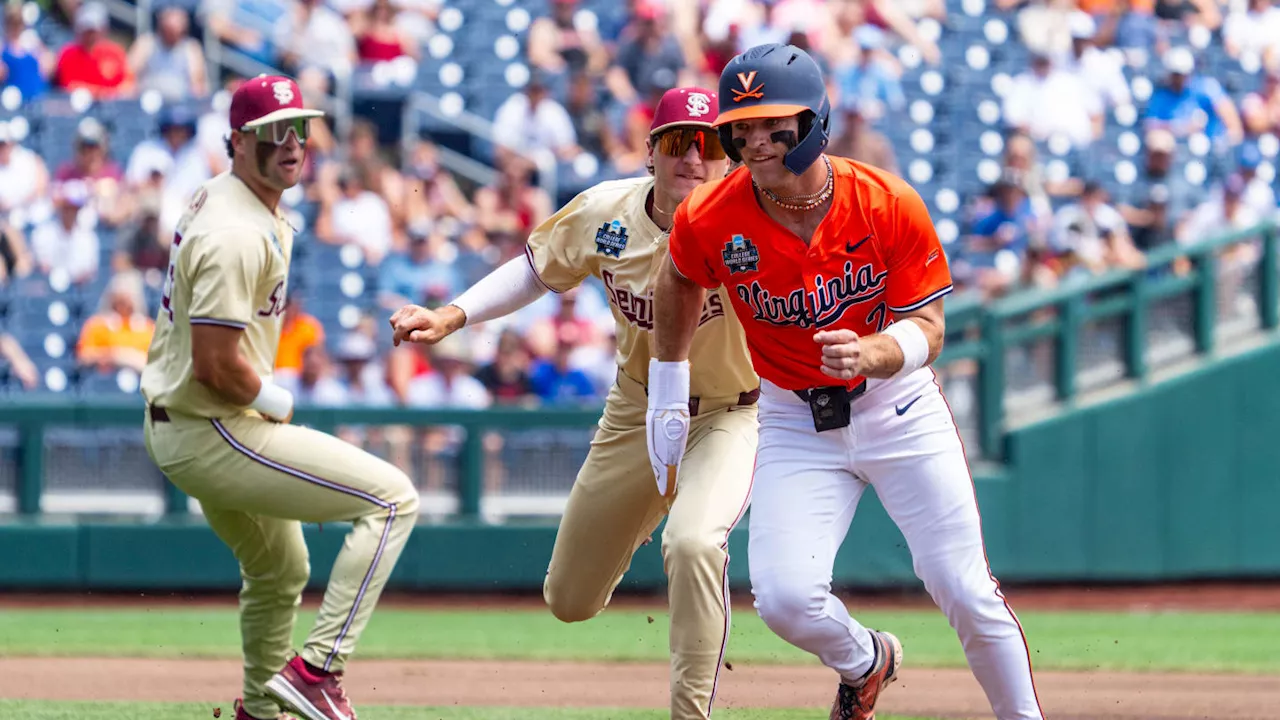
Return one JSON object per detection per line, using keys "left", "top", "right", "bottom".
{"left": 655, "top": 127, "right": 726, "bottom": 160}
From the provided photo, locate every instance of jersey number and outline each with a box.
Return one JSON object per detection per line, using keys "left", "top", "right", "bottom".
{"left": 866, "top": 301, "right": 889, "bottom": 333}
{"left": 160, "top": 233, "right": 182, "bottom": 322}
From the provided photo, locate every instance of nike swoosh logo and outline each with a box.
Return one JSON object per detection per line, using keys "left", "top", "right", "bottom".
{"left": 846, "top": 234, "right": 871, "bottom": 253}
{"left": 895, "top": 395, "right": 922, "bottom": 416}
{"left": 322, "top": 689, "right": 352, "bottom": 720}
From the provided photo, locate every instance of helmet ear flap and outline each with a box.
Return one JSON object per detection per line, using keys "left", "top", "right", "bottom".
{"left": 718, "top": 125, "right": 742, "bottom": 163}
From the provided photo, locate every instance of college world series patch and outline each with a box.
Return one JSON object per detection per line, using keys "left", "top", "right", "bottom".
{"left": 595, "top": 220, "right": 629, "bottom": 257}
{"left": 722, "top": 234, "right": 760, "bottom": 274}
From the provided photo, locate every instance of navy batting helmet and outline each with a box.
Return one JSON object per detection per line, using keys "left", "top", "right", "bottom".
{"left": 712, "top": 43, "right": 831, "bottom": 175}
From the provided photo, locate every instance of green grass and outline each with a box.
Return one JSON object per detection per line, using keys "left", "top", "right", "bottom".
{"left": 0, "top": 701, "right": 939, "bottom": 720}
{"left": 1, "top": 606, "right": 1278, "bottom": 673}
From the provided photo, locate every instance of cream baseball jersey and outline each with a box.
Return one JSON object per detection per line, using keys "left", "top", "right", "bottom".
{"left": 524, "top": 175, "right": 758, "bottom": 398}
{"left": 141, "top": 172, "right": 295, "bottom": 417}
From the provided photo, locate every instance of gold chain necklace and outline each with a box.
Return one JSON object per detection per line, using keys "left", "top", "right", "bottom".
{"left": 756, "top": 156, "right": 833, "bottom": 212}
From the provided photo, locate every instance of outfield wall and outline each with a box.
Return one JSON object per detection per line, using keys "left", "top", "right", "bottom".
{"left": 3, "top": 338, "right": 1278, "bottom": 592}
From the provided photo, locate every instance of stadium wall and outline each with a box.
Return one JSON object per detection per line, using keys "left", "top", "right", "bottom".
{"left": 2, "top": 336, "right": 1279, "bottom": 592}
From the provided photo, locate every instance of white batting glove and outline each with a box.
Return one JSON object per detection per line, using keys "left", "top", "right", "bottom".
{"left": 646, "top": 358, "right": 691, "bottom": 499}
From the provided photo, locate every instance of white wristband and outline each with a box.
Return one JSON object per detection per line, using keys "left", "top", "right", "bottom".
{"left": 883, "top": 319, "right": 930, "bottom": 377}
{"left": 648, "top": 358, "right": 690, "bottom": 407}
{"left": 250, "top": 380, "right": 294, "bottom": 420}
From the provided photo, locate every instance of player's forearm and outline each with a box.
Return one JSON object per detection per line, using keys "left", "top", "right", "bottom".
{"left": 652, "top": 256, "right": 705, "bottom": 362}
{"left": 449, "top": 255, "right": 548, "bottom": 326}
{"left": 194, "top": 353, "right": 263, "bottom": 406}
{"left": 860, "top": 316, "right": 944, "bottom": 379}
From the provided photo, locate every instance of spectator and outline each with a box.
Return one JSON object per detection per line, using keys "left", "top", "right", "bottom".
{"left": 330, "top": 329, "right": 395, "bottom": 406}
{"left": 315, "top": 164, "right": 394, "bottom": 265}
{"left": 606, "top": 2, "right": 690, "bottom": 107}
{"left": 0, "top": 120, "right": 50, "bottom": 227}
{"left": 112, "top": 192, "right": 169, "bottom": 276}
{"left": 272, "top": 0, "right": 357, "bottom": 97}
{"left": 827, "top": 99, "right": 898, "bottom": 176}
{"left": 406, "top": 334, "right": 491, "bottom": 408}
{"left": 1058, "top": 11, "right": 1131, "bottom": 111}
{"left": 527, "top": 0, "right": 608, "bottom": 77}
{"left": 274, "top": 295, "right": 325, "bottom": 380}
{"left": 278, "top": 344, "right": 348, "bottom": 405}
{"left": 53, "top": 2, "right": 134, "bottom": 99}
{"left": 1, "top": 2, "right": 53, "bottom": 101}
{"left": 76, "top": 269, "right": 155, "bottom": 374}
{"left": 1144, "top": 47, "right": 1244, "bottom": 148}
{"left": 958, "top": 175, "right": 1049, "bottom": 297}
{"left": 1118, "top": 128, "right": 1194, "bottom": 232}
{"left": 127, "top": 5, "right": 208, "bottom": 101}
{"left": 400, "top": 139, "right": 475, "bottom": 229}
{"left": 1051, "top": 181, "right": 1146, "bottom": 279}
{"left": 30, "top": 181, "right": 99, "bottom": 285}
{"left": 53, "top": 118, "right": 129, "bottom": 226}
{"left": 0, "top": 218, "right": 32, "bottom": 285}
{"left": 474, "top": 328, "right": 537, "bottom": 406}
{"left": 125, "top": 106, "right": 216, "bottom": 239}
{"left": 1101, "top": 0, "right": 1160, "bottom": 53}
{"left": 1220, "top": 142, "right": 1277, "bottom": 221}
{"left": 1125, "top": 182, "right": 1176, "bottom": 251}
{"left": 327, "top": 118, "right": 406, "bottom": 232}
{"left": 353, "top": 0, "right": 420, "bottom": 64}
{"left": 492, "top": 73, "right": 580, "bottom": 165}
{"left": 200, "top": 0, "right": 289, "bottom": 68}
{"left": 472, "top": 157, "right": 553, "bottom": 241}
{"left": 1, "top": 325, "right": 38, "bottom": 390}
{"left": 1179, "top": 172, "right": 1263, "bottom": 246}
{"left": 529, "top": 333, "right": 599, "bottom": 405}
{"left": 525, "top": 286, "right": 603, "bottom": 360}
{"left": 1002, "top": 132, "right": 1071, "bottom": 215}
{"left": 377, "top": 226, "right": 461, "bottom": 311}
{"left": 565, "top": 71, "right": 624, "bottom": 169}
{"left": 831, "top": 29, "right": 905, "bottom": 119}
{"left": 1003, "top": 52, "right": 1102, "bottom": 148}
{"left": 1223, "top": 0, "right": 1280, "bottom": 74}
{"left": 1241, "top": 68, "right": 1280, "bottom": 137}
{"left": 819, "top": 0, "right": 941, "bottom": 67}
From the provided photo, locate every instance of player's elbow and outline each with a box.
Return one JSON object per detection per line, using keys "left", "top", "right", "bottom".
{"left": 190, "top": 350, "right": 221, "bottom": 388}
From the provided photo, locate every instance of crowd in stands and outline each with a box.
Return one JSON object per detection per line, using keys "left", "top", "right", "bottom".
{"left": 2, "top": 0, "right": 1280, "bottom": 410}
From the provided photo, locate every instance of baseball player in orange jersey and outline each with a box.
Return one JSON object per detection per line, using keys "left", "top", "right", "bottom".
{"left": 651, "top": 45, "right": 1046, "bottom": 720}
{"left": 141, "top": 74, "right": 419, "bottom": 720}
{"left": 389, "top": 87, "right": 759, "bottom": 720}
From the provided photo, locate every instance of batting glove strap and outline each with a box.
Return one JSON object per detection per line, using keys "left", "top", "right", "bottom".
{"left": 646, "top": 359, "right": 691, "bottom": 498}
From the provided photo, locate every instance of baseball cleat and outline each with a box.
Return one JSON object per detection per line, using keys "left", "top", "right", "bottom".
{"left": 233, "top": 697, "right": 293, "bottom": 720}
{"left": 264, "top": 655, "right": 358, "bottom": 720}
{"left": 829, "top": 630, "right": 903, "bottom": 720}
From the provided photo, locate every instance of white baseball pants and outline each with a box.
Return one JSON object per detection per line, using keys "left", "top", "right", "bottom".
{"left": 747, "top": 368, "right": 1045, "bottom": 720}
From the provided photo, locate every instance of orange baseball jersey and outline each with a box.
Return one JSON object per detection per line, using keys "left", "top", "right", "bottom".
{"left": 668, "top": 156, "right": 951, "bottom": 392}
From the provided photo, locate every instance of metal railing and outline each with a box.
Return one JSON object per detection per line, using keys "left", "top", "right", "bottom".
{"left": 1, "top": 223, "right": 1275, "bottom": 520}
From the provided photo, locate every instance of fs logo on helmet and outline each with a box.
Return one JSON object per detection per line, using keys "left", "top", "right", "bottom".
{"left": 272, "top": 81, "right": 295, "bottom": 105}
{"left": 686, "top": 92, "right": 711, "bottom": 117}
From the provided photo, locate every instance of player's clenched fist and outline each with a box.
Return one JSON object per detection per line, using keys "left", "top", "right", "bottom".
{"left": 814, "top": 329, "right": 861, "bottom": 380}
{"left": 389, "top": 304, "right": 466, "bottom": 346}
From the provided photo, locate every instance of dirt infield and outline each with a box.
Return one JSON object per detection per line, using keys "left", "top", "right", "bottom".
{"left": 3, "top": 583, "right": 1278, "bottom": 718}
{"left": 1, "top": 656, "right": 1277, "bottom": 720}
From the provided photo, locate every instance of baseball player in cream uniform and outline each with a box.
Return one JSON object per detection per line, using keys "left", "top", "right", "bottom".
{"left": 389, "top": 87, "right": 759, "bottom": 720}
{"left": 141, "top": 75, "right": 419, "bottom": 720}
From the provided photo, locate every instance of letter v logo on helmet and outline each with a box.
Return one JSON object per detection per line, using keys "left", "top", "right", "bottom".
{"left": 734, "top": 71, "right": 764, "bottom": 102}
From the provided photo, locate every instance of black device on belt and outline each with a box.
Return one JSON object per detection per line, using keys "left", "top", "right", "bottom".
{"left": 793, "top": 380, "right": 867, "bottom": 433}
